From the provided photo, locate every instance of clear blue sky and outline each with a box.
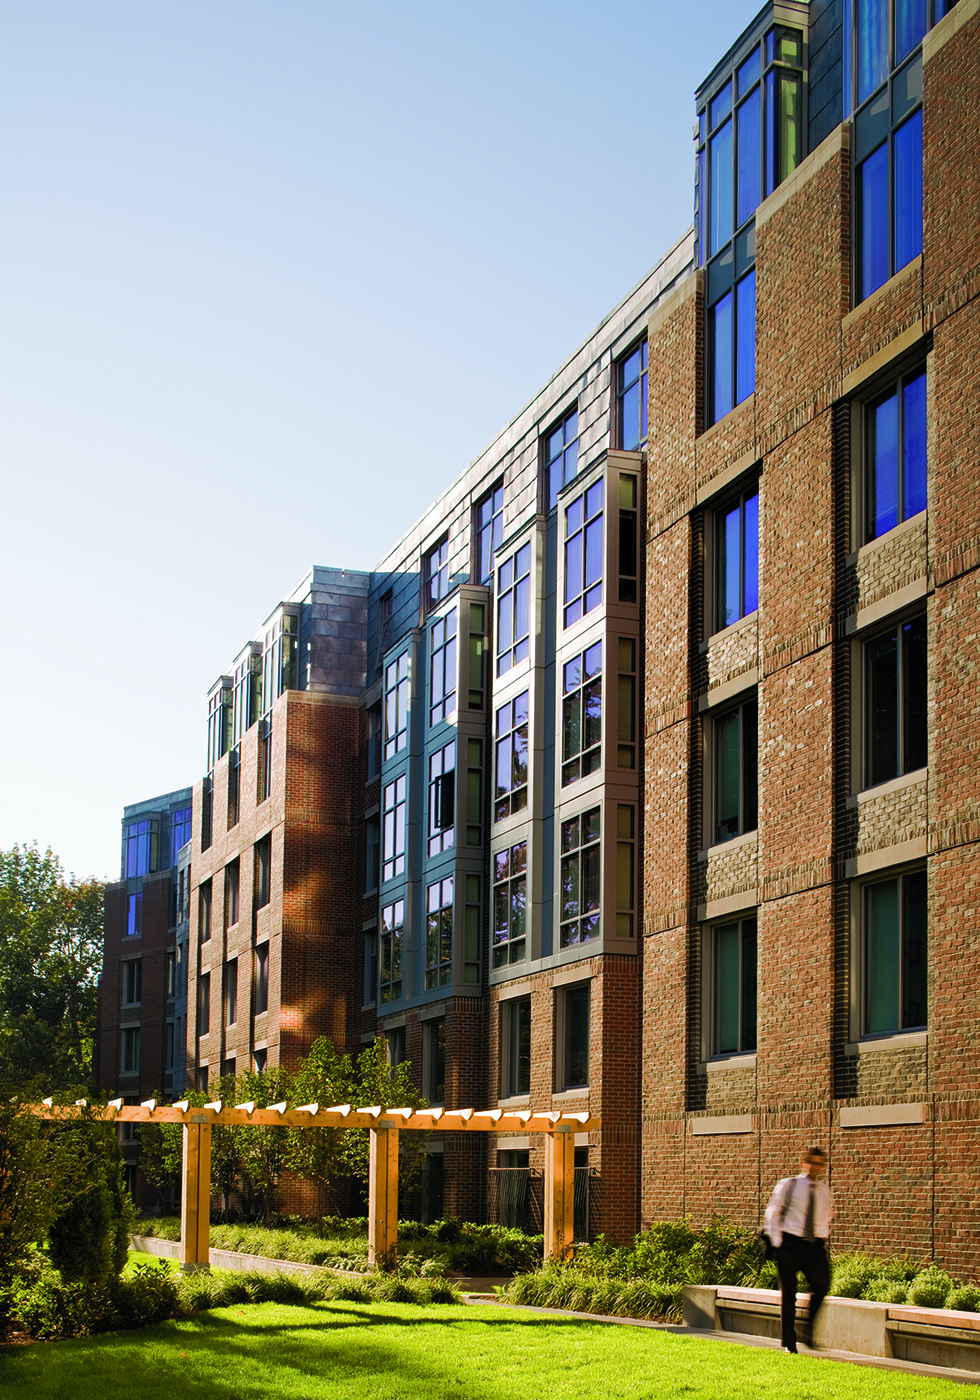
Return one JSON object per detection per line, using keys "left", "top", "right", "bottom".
{"left": 0, "top": 0, "right": 762, "bottom": 881}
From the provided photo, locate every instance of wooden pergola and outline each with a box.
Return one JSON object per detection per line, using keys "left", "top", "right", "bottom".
{"left": 34, "top": 1098, "right": 600, "bottom": 1272}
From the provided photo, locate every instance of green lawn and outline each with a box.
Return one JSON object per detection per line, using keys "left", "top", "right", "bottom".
{"left": 0, "top": 1300, "right": 970, "bottom": 1399}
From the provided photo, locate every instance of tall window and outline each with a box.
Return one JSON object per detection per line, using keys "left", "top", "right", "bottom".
{"left": 617, "top": 342, "right": 648, "bottom": 452}
{"left": 849, "top": 0, "right": 945, "bottom": 301}
{"left": 429, "top": 608, "right": 457, "bottom": 726}
{"left": 619, "top": 474, "right": 638, "bottom": 604}
{"left": 464, "top": 738, "right": 483, "bottom": 847}
{"left": 564, "top": 480, "right": 603, "bottom": 628}
{"left": 559, "top": 984, "right": 590, "bottom": 1089}
{"left": 197, "top": 973, "right": 210, "bottom": 1037}
{"left": 225, "top": 860, "right": 240, "bottom": 929}
{"left": 382, "top": 776, "right": 407, "bottom": 883}
{"left": 710, "top": 916, "right": 758, "bottom": 1056}
{"left": 615, "top": 804, "right": 636, "bottom": 939}
{"left": 712, "top": 696, "right": 758, "bottom": 844}
{"left": 122, "top": 959, "right": 142, "bottom": 1006}
{"left": 698, "top": 28, "right": 802, "bottom": 424}
{"left": 865, "top": 368, "right": 927, "bottom": 541}
{"left": 254, "top": 835, "right": 271, "bottom": 909}
{"left": 199, "top": 881, "right": 212, "bottom": 944}
{"left": 224, "top": 960, "right": 238, "bottom": 1026}
{"left": 425, "top": 877, "right": 454, "bottom": 990}
{"left": 227, "top": 745, "right": 240, "bottom": 828}
{"left": 380, "top": 900, "right": 404, "bottom": 1004}
{"left": 424, "top": 1017, "right": 447, "bottom": 1104}
{"left": 495, "top": 691, "right": 529, "bottom": 821}
{"left": 232, "top": 652, "right": 262, "bottom": 744}
{"left": 497, "top": 543, "right": 532, "bottom": 676}
{"left": 254, "top": 943, "right": 269, "bottom": 1015}
{"left": 384, "top": 655, "right": 409, "bottom": 759}
{"left": 560, "top": 808, "right": 601, "bottom": 948}
{"left": 493, "top": 841, "right": 527, "bottom": 968}
{"left": 617, "top": 639, "right": 637, "bottom": 771}
{"left": 201, "top": 776, "right": 213, "bottom": 851}
{"left": 363, "top": 929, "right": 378, "bottom": 1006}
{"left": 863, "top": 869, "right": 927, "bottom": 1034}
{"left": 208, "top": 684, "right": 232, "bottom": 771}
{"left": 425, "top": 538, "right": 450, "bottom": 612}
{"left": 126, "top": 892, "right": 142, "bottom": 938}
{"left": 257, "top": 717, "right": 272, "bottom": 803}
{"left": 125, "top": 818, "right": 158, "bottom": 878}
{"left": 475, "top": 481, "right": 504, "bottom": 586}
{"left": 545, "top": 408, "right": 579, "bottom": 510}
{"left": 562, "top": 642, "right": 602, "bottom": 786}
{"left": 121, "top": 1027, "right": 141, "bottom": 1075}
{"left": 502, "top": 997, "right": 531, "bottom": 1098}
{"left": 169, "top": 807, "right": 193, "bottom": 864}
{"left": 715, "top": 486, "right": 760, "bottom": 631}
{"left": 865, "top": 615, "right": 927, "bottom": 787}
{"left": 166, "top": 950, "right": 177, "bottom": 998}
{"left": 165, "top": 1021, "right": 176, "bottom": 1073}
{"left": 428, "top": 741, "right": 455, "bottom": 856}
{"left": 261, "top": 612, "right": 298, "bottom": 713}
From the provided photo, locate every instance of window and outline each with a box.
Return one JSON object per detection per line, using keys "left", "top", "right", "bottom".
{"left": 261, "top": 611, "right": 298, "bottom": 712}
{"left": 227, "top": 745, "right": 240, "bottom": 828}
{"left": 382, "top": 776, "right": 407, "bottom": 882}
{"left": 697, "top": 29, "right": 801, "bottom": 424}
{"left": 562, "top": 641, "right": 602, "bottom": 786}
{"left": 367, "top": 703, "right": 382, "bottom": 781}
{"left": 564, "top": 480, "right": 603, "bottom": 628}
{"left": 849, "top": 0, "right": 940, "bottom": 302}
{"left": 715, "top": 485, "right": 760, "bottom": 631}
{"left": 475, "top": 481, "right": 504, "bottom": 586}
{"left": 560, "top": 808, "right": 601, "bottom": 948}
{"left": 384, "top": 655, "right": 409, "bottom": 759}
{"left": 545, "top": 408, "right": 579, "bottom": 510}
{"left": 199, "top": 881, "right": 212, "bottom": 944}
{"left": 864, "top": 368, "right": 927, "bottom": 541}
{"left": 711, "top": 696, "right": 758, "bottom": 844}
{"left": 618, "top": 474, "right": 638, "bottom": 604}
{"left": 617, "top": 639, "right": 637, "bottom": 770}
{"left": 198, "top": 973, "right": 210, "bottom": 1036}
{"left": 494, "top": 691, "right": 529, "bottom": 821}
{"left": 428, "top": 741, "right": 455, "bottom": 857}
{"left": 425, "top": 538, "right": 450, "bottom": 612}
{"left": 425, "top": 877, "right": 454, "bottom": 990}
{"left": 558, "top": 984, "right": 590, "bottom": 1089}
{"left": 126, "top": 892, "right": 142, "bottom": 938}
{"left": 169, "top": 806, "right": 193, "bottom": 865}
{"left": 617, "top": 341, "right": 648, "bottom": 452}
{"left": 201, "top": 776, "right": 213, "bottom": 851}
{"left": 125, "top": 818, "right": 158, "bottom": 878}
{"left": 366, "top": 816, "right": 380, "bottom": 891}
{"left": 221, "top": 1056, "right": 236, "bottom": 1079}
{"left": 166, "top": 950, "right": 176, "bottom": 998}
{"left": 865, "top": 615, "right": 927, "bottom": 787}
{"left": 466, "top": 604, "right": 486, "bottom": 709}
{"left": 253, "top": 1049, "right": 267, "bottom": 1074}
{"left": 386, "top": 1027, "right": 406, "bottom": 1068}
{"left": 615, "top": 804, "right": 636, "bottom": 939}
{"left": 257, "top": 717, "right": 272, "bottom": 803}
{"left": 709, "top": 916, "right": 758, "bottom": 1056}
{"left": 199, "top": 1065, "right": 209, "bottom": 1091}
{"left": 122, "top": 959, "right": 142, "bottom": 1006}
{"left": 364, "top": 929, "right": 378, "bottom": 1006}
{"left": 165, "top": 1020, "right": 176, "bottom": 1073}
{"left": 380, "top": 900, "right": 404, "bottom": 1004}
{"left": 464, "top": 738, "right": 483, "bottom": 846}
{"left": 463, "top": 874, "right": 480, "bottom": 985}
{"left": 493, "top": 841, "right": 527, "bottom": 968}
{"left": 424, "top": 1017, "right": 446, "bottom": 1104}
{"left": 175, "top": 943, "right": 186, "bottom": 998}
{"left": 225, "top": 860, "right": 240, "bottom": 929}
{"left": 223, "top": 960, "right": 238, "bottom": 1026}
{"left": 496, "top": 543, "right": 532, "bottom": 676}
{"left": 121, "top": 1027, "right": 141, "bottom": 1075}
{"left": 254, "top": 835, "right": 271, "bottom": 909}
{"left": 254, "top": 943, "right": 269, "bottom": 1015}
{"left": 208, "top": 683, "right": 233, "bottom": 772}
{"left": 501, "top": 997, "right": 531, "bottom": 1097}
{"left": 232, "top": 651, "right": 262, "bottom": 745}
{"left": 429, "top": 608, "right": 457, "bottom": 726}
{"left": 862, "top": 868, "right": 927, "bottom": 1034}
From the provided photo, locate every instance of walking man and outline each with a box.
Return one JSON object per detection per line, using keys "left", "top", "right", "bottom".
{"left": 764, "top": 1147, "right": 833, "bottom": 1353}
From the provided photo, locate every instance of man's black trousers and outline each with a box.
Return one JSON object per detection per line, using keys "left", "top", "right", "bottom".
{"left": 776, "top": 1233, "right": 830, "bottom": 1350}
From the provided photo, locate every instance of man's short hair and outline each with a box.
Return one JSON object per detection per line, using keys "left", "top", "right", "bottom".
{"left": 803, "top": 1147, "right": 826, "bottom": 1164}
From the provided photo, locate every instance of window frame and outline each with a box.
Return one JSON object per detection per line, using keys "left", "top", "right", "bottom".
{"left": 853, "top": 865, "right": 928, "bottom": 1041}
{"left": 616, "top": 339, "right": 648, "bottom": 453}
{"left": 859, "top": 610, "right": 928, "bottom": 791}
{"left": 121, "top": 958, "right": 142, "bottom": 1007}
{"left": 496, "top": 541, "right": 532, "bottom": 677}
{"left": 494, "top": 689, "right": 529, "bottom": 824}
{"left": 559, "top": 806, "right": 602, "bottom": 949}
{"left": 425, "top": 876, "right": 454, "bottom": 991}
{"left": 383, "top": 653, "right": 410, "bottom": 760}
{"left": 223, "top": 959, "right": 238, "bottom": 1027}
{"left": 544, "top": 406, "right": 580, "bottom": 511}
{"left": 382, "top": 775, "right": 407, "bottom": 883}
{"left": 555, "top": 982, "right": 590, "bottom": 1091}
{"left": 858, "top": 364, "right": 928, "bottom": 545}
{"left": 703, "top": 915, "right": 758, "bottom": 1061}
{"left": 121, "top": 1026, "right": 141, "bottom": 1075}
{"left": 197, "top": 972, "right": 211, "bottom": 1037}
{"left": 380, "top": 899, "right": 404, "bottom": 1005}
{"left": 492, "top": 839, "right": 528, "bottom": 968}
{"left": 562, "top": 477, "right": 604, "bottom": 630}
{"left": 500, "top": 996, "right": 532, "bottom": 1099}
{"left": 254, "top": 941, "right": 270, "bottom": 1016}
{"left": 429, "top": 606, "right": 458, "bottom": 727}
{"left": 703, "top": 691, "right": 759, "bottom": 848}
{"left": 428, "top": 740, "right": 456, "bottom": 858}
{"left": 424, "top": 1016, "right": 447, "bottom": 1105}
{"left": 474, "top": 480, "right": 504, "bottom": 587}
{"left": 254, "top": 834, "right": 272, "bottom": 910}
{"left": 561, "top": 640, "right": 603, "bottom": 788}
{"left": 709, "top": 481, "right": 760, "bottom": 637}
{"left": 424, "top": 536, "right": 450, "bottom": 613}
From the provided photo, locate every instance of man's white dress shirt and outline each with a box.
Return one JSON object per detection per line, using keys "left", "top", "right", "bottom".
{"left": 764, "top": 1172, "right": 833, "bottom": 1246}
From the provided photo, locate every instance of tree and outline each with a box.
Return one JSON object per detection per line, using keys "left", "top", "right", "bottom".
{"left": 236, "top": 1065, "right": 292, "bottom": 1225}
{"left": 0, "top": 1100, "right": 90, "bottom": 1283}
{"left": 0, "top": 844, "right": 104, "bottom": 1090}
{"left": 47, "top": 1118, "right": 134, "bottom": 1286}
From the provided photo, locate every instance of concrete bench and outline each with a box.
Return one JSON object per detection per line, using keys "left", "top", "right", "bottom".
{"left": 683, "top": 1285, "right": 980, "bottom": 1371}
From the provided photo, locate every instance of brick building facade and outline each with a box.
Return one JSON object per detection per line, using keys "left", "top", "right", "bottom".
{"left": 99, "top": 0, "right": 980, "bottom": 1264}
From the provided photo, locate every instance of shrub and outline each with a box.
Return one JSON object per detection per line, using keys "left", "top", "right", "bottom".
{"left": 862, "top": 1278, "right": 908, "bottom": 1304}
{"left": 946, "top": 1287, "right": 980, "bottom": 1313}
{"left": 830, "top": 1254, "right": 880, "bottom": 1299}
{"left": 908, "top": 1267, "right": 954, "bottom": 1308}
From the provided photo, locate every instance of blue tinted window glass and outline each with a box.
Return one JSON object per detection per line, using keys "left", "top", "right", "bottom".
{"left": 735, "top": 271, "right": 756, "bottom": 405}
{"left": 743, "top": 491, "right": 759, "bottom": 616}
{"left": 719, "top": 505, "right": 740, "bottom": 629}
{"left": 894, "top": 110, "right": 923, "bottom": 272}
{"left": 737, "top": 88, "right": 761, "bottom": 227}
{"left": 710, "top": 81, "right": 732, "bottom": 129}
{"left": 737, "top": 49, "right": 761, "bottom": 96}
{"left": 712, "top": 291, "right": 734, "bottom": 423}
{"left": 857, "top": 0, "right": 889, "bottom": 103}
{"left": 895, "top": 0, "right": 927, "bottom": 63}
{"left": 698, "top": 148, "right": 707, "bottom": 262}
{"left": 709, "top": 120, "right": 733, "bottom": 256}
{"left": 621, "top": 382, "right": 639, "bottom": 451}
{"left": 903, "top": 371, "right": 928, "bottom": 518}
{"left": 870, "top": 390, "right": 899, "bottom": 539}
{"left": 858, "top": 144, "right": 889, "bottom": 301}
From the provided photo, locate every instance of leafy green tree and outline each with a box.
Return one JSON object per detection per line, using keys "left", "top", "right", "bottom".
{"left": 0, "top": 1099, "right": 90, "bottom": 1284}
{"left": 48, "top": 1119, "right": 135, "bottom": 1286}
{"left": 0, "top": 845, "right": 104, "bottom": 1089}
{"left": 287, "top": 1037, "right": 358, "bottom": 1232}
{"left": 138, "top": 1083, "right": 243, "bottom": 1213}
{"left": 236, "top": 1065, "right": 292, "bottom": 1225}
{"left": 342, "top": 1037, "right": 429, "bottom": 1196}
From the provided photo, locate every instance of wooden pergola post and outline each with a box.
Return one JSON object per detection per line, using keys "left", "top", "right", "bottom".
{"left": 544, "top": 1124, "right": 576, "bottom": 1261}
{"left": 367, "top": 1124, "right": 399, "bottom": 1271}
{"left": 180, "top": 1120, "right": 212, "bottom": 1272}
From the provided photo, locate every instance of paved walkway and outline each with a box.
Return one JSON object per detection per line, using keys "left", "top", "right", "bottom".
{"left": 460, "top": 1294, "right": 980, "bottom": 1386}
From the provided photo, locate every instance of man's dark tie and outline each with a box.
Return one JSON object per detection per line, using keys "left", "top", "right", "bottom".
{"left": 803, "top": 1179, "right": 816, "bottom": 1242}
